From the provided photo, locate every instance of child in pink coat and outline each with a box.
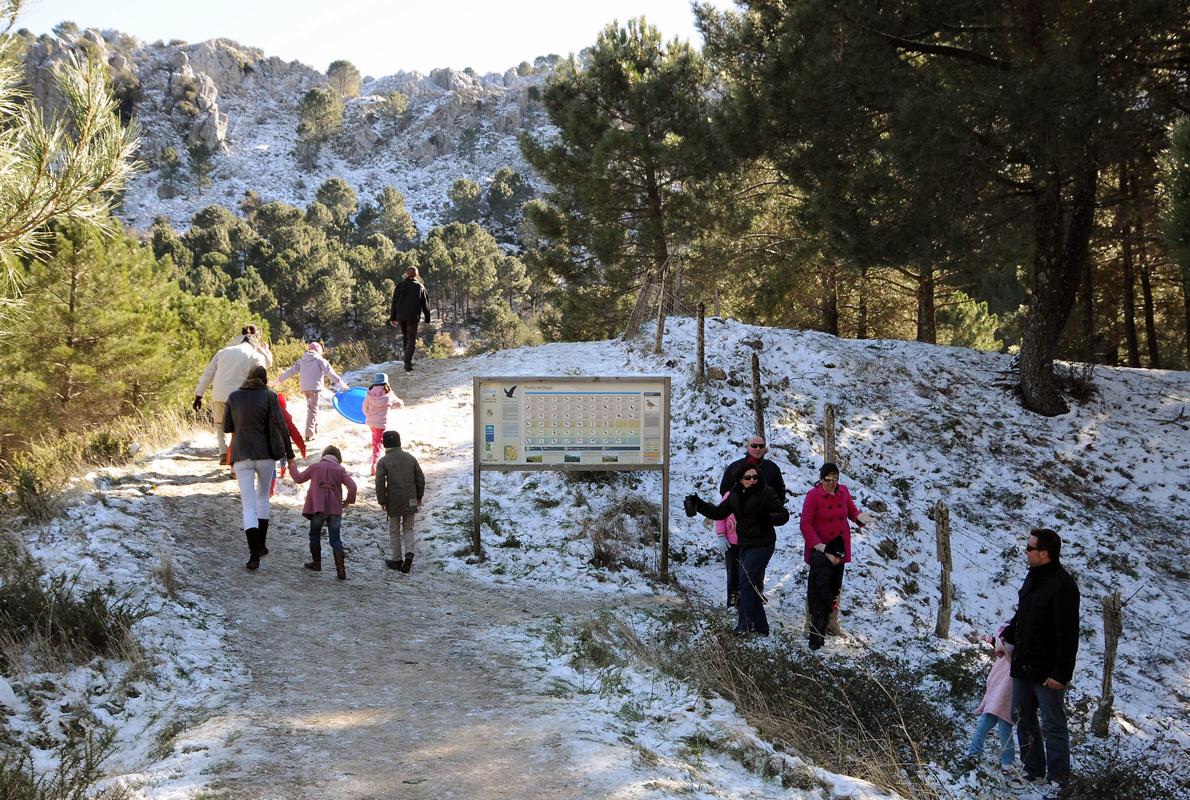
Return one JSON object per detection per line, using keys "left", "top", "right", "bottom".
{"left": 290, "top": 445, "right": 357, "bottom": 580}
{"left": 714, "top": 492, "right": 740, "bottom": 606}
{"left": 362, "top": 372, "right": 404, "bottom": 474}
{"left": 965, "top": 624, "right": 1016, "bottom": 771}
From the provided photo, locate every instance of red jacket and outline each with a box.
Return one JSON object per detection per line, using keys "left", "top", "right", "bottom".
{"left": 799, "top": 482, "right": 862, "bottom": 563}
{"left": 291, "top": 455, "right": 357, "bottom": 518}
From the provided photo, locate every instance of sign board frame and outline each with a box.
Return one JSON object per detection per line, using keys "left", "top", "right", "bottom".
{"left": 472, "top": 375, "right": 672, "bottom": 576}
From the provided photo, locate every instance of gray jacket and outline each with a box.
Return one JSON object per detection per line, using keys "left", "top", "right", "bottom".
{"left": 375, "top": 447, "right": 425, "bottom": 516}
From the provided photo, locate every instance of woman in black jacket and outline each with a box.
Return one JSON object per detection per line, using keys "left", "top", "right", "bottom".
{"left": 687, "top": 466, "right": 790, "bottom": 635}
{"left": 224, "top": 365, "right": 295, "bottom": 570}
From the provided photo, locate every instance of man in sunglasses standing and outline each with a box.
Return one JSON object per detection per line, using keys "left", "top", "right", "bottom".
{"left": 720, "top": 436, "right": 787, "bottom": 499}
{"left": 1002, "top": 528, "right": 1080, "bottom": 787}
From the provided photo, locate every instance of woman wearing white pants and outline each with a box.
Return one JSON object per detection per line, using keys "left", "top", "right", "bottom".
{"left": 224, "top": 365, "right": 295, "bottom": 569}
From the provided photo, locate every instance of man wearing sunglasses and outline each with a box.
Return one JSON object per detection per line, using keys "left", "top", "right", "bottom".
{"left": 1001, "top": 528, "right": 1080, "bottom": 787}
{"left": 719, "top": 436, "right": 787, "bottom": 499}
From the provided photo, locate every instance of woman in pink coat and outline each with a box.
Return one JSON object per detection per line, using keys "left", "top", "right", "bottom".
{"left": 362, "top": 372, "right": 404, "bottom": 474}
{"left": 290, "top": 445, "right": 357, "bottom": 579}
{"left": 799, "top": 462, "right": 871, "bottom": 635}
{"left": 965, "top": 624, "right": 1017, "bottom": 771}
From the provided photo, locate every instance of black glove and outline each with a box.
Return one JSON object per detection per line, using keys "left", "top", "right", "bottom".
{"left": 192, "top": 396, "right": 203, "bottom": 411}
{"left": 683, "top": 494, "right": 699, "bottom": 518}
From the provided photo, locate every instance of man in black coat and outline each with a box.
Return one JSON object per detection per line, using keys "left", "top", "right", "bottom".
{"left": 719, "top": 435, "right": 787, "bottom": 498}
{"left": 1002, "top": 527, "right": 1080, "bottom": 785}
{"left": 389, "top": 266, "right": 431, "bottom": 371}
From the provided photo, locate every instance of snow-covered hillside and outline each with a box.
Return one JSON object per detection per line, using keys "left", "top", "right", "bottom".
{"left": 22, "top": 29, "right": 552, "bottom": 233}
{"left": 4, "top": 318, "right": 1188, "bottom": 798}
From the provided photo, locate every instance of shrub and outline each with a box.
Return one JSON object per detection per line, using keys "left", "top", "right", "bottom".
{"left": 81, "top": 431, "right": 134, "bottom": 466}
{"left": 0, "top": 733, "right": 128, "bottom": 800}
{"left": 659, "top": 615, "right": 954, "bottom": 799}
{"left": 424, "top": 331, "right": 456, "bottom": 359}
{"left": 1, "top": 449, "right": 68, "bottom": 522}
{"left": 0, "top": 554, "right": 146, "bottom": 670}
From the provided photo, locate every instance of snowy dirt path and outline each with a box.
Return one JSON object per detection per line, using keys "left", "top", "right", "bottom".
{"left": 143, "top": 358, "right": 673, "bottom": 800}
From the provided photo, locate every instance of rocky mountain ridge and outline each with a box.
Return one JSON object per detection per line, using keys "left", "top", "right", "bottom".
{"left": 21, "top": 27, "right": 554, "bottom": 232}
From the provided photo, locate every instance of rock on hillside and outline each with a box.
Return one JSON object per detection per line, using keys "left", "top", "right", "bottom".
{"left": 21, "top": 28, "right": 553, "bottom": 233}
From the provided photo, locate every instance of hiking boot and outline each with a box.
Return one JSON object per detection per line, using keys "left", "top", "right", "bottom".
{"left": 257, "top": 518, "right": 269, "bottom": 557}
{"left": 404, "top": 361, "right": 413, "bottom": 372}
{"left": 826, "top": 606, "right": 845, "bottom": 636}
{"left": 333, "top": 550, "right": 346, "bottom": 580}
{"left": 400, "top": 553, "right": 414, "bottom": 573}
{"left": 385, "top": 558, "right": 403, "bottom": 570}
{"left": 244, "top": 528, "right": 260, "bottom": 570}
{"left": 305, "top": 543, "right": 322, "bottom": 571}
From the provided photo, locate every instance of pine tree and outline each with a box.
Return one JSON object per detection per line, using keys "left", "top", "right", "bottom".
{"left": 520, "top": 17, "right": 714, "bottom": 339}
{"left": 326, "top": 60, "right": 361, "bottom": 98}
{"left": 698, "top": 0, "right": 1190, "bottom": 414}
{"left": 1, "top": 1, "right": 139, "bottom": 329}
{"left": 296, "top": 87, "right": 343, "bottom": 169}
{"left": 1160, "top": 119, "right": 1190, "bottom": 366}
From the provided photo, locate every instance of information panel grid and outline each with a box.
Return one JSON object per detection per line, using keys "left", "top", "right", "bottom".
{"left": 477, "top": 378, "right": 667, "bottom": 467}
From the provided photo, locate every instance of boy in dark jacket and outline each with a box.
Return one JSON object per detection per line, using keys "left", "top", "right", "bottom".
{"left": 807, "top": 536, "right": 846, "bottom": 650}
{"left": 375, "top": 430, "right": 425, "bottom": 572}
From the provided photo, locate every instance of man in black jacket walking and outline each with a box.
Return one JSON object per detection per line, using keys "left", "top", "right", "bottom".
{"left": 1002, "top": 527, "right": 1080, "bottom": 785}
{"left": 389, "top": 266, "right": 431, "bottom": 371}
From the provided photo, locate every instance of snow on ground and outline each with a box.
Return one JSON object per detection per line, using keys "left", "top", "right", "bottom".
{"left": 3, "top": 316, "right": 1188, "bottom": 797}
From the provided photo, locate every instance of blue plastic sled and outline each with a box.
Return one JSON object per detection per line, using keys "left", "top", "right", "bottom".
{"left": 332, "top": 387, "right": 368, "bottom": 424}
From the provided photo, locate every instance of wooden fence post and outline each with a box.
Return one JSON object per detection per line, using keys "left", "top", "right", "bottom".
{"left": 653, "top": 267, "right": 667, "bottom": 355}
{"left": 622, "top": 273, "right": 654, "bottom": 341}
{"left": 822, "top": 404, "right": 837, "bottom": 466}
{"left": 934, "top": 500, "right": 953, "bottom": 639}
{"left": 696, "top": 302, "right": 706, "bottom": 383}
{"left": 750, "top": 351, "right": 765, "bottom": 439}
{"left": 1091, "top": 590, "right": 1123, "bottom": 737}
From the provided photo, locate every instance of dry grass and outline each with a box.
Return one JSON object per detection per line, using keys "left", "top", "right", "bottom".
{"left": 654, "top": 605, "right": 952, "bottom": 799}
{"left": 150, "top": 552, "right": 178, "bottom": 599}
{"left": 0, "top": 731, "right": 129, "bottom": 800}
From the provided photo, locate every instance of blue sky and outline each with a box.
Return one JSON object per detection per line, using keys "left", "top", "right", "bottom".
{"left": 17, "top": 0, "right": 733, "bottom": 77}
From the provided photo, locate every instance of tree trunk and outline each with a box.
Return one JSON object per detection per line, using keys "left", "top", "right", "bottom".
{"left": 1134, "top": 187, "right": 1161, "bottom": 368}
{"left": 915, "top": 266, "right": 936, "bottom": 344}
{"left": 1183, "top": 266, "right": 1190, "bottom": 367}
{"left": 820, "top": 265, "right": 839, "bottom": 335}
{"left": 857, "top": 268, "right": 869, "bottom": 340}
{"left": 644, "top": 161, "right": 672, "bottom": 315}
{"left": 1080, "top": 244, "right": 1095, "bottom": 361}
{"left": 1019, "top": 165, "right": 1098, "bottom": 416}
{"left": 1120, "top": 167, "right": 1141, "bottom": 367}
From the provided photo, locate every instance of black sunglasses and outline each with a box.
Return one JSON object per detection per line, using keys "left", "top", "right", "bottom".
{"left": 741, "top": 474, "right": 759, "bottom": 481}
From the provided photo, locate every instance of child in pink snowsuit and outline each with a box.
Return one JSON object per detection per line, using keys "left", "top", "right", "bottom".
{"left": 966, "top": 624, "right": 1016, "bottom": 771}
{"left": 362, "top": 372, "right": 404, "bottom": 473}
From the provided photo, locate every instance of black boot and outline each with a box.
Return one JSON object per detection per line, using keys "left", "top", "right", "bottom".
{"left": 257, "top": 518, "right": 269, "bottom": 557}
{"left": 245, "top": 528, "right": 260, "bottom": 570}
{"left": 304, "top": 542, "right": 322, "bottom": 571}
{"left": 333, "top": 550, "right": 346, "bottom": 580}
{"left": 400, "top": 552, "right": 414, "bottom": 574}
{"left": 384, "top": 558, "right": 402, "bottom": 570}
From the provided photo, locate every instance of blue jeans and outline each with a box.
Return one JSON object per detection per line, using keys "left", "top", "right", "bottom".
{"left": 967, "top": 712, "right": 1015, "bottom": 766}
{"left": 1012, "top": 678, "right": 1069, "bottom": 781}
{"left": 309, "top": 513, "right": 343, "bottom": 553}
{"left": 736, "top": 545, "right": 774, "bottom": 635}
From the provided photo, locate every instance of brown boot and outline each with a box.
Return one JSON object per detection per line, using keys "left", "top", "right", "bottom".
{"left": 304, "top": 543, "right": 321, "bottom": 571}
{"left": 826, "top": 605, "right": 844, "bottom": 636}
{"left": 333, "top": 550, "right": 346, "bottom": 580}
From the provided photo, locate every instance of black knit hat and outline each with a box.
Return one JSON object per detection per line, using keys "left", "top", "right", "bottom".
{"left": 819, "top": 462, "right": 839, "bottom": 480}
{"left": 824, "top": 536, "right": 846, "bottom": 558}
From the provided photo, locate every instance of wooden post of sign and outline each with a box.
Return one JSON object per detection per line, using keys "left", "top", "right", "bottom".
{"left": 822, "top": 404, "right": 837, "bottom": 466}
{"left": 696, "top": 302, "right": 706, "bottom": 383}
{"left": 750, "top": 351, "right": 765, "bottom": 439}
{"left": 653, "top": 267, "right": 667, "bottom": 355}
{"left": 934, "top": 500, "right": 953, "bottom": 638}
{"left": 1091, "top": 590, "right": 1123, "bottom": 737}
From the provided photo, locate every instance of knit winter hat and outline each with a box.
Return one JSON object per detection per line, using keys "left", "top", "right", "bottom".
{"left": 373, "top": 372, "right": 389, "bottom": 386}
{"left": 819, "top": 462, "right": 840, "bottom": 480}
{"left": 824, "top": 536, "right": 846, "bottom": 558}
{"left": 308, "top": 341, "right": 323, "bottom": 353}
{"left": 382, "top": 430, "right": 401, "bottom": 448}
